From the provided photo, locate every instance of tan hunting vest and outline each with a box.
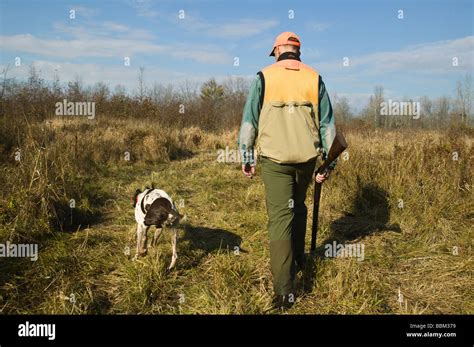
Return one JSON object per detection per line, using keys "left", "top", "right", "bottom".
{"left": 257, "top": 58, "right": 320, "bottom": 164}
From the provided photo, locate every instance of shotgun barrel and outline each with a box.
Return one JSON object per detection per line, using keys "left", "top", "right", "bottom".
{"left": 310, "top": 132, "right": 348, "bottom": 252}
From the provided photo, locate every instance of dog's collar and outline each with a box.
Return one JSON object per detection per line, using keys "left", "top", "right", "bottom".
{"left": 140, "top": 188, "right": 155, "bottom": 214}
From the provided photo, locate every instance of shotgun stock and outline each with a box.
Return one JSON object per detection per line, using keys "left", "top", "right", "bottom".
{"left": 310, "top": 132, "right": 348, "bottom": 252}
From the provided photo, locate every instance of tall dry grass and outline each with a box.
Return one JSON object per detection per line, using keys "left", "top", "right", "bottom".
{"left": 0, "top": 73, "right": 472, "bottom": 314}
{"left": 0, "top": 115, "right": 235, "bottom": 241}
{"left": 0, "top": 115, "right": 471, "bottom": 314}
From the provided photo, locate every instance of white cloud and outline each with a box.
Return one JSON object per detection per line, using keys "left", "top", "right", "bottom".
{"left": 305, "top": 22, "right": 331, "bottom": 33}
{"left": 0, "top": 34, "right": 165, "bottom": 58}
{"left": 0, "top": 19, "right": 233, "bottom": 64}
{"left": 70, "top": 5, "right": 98, "bottom": 18}
{"left": 102, "top": 21, "right": 130, "bottom": 32}
{"left": 212, "top": 19, "right": 279, "bottom": 38}
{"left": 127, "top": 0, "right": 159, "bottom": 18}
{"left": 174, "top": 14, "right": 279, "bottom": 39}
{"left": 316, "top": 36, "right": 474, "bottom": 74}
{"left": 53, "top": 21, "right": 155, "bottom": 40}
{"left": 0, "top": 33, "right": 232, "bottom": 64}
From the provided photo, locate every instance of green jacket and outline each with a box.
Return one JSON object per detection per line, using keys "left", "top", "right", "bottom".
{"left": 238, "top": 62, "right": 336, "bottom": 168}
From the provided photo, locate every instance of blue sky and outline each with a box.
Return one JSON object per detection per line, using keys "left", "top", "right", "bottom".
{"left": 0, "top": 0, "right": 472, "bottom": 110}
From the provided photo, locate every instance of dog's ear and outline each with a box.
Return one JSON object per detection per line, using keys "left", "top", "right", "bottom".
{"left": 132, "top": 189, "right": 141, "bottom": 207}
{"left": 144, "top": 199, "right": 169, "bottom": 227}
{"left": 167, "top": 209, "right": 183, "bottom": 226}
{"left": 173, "top": 210, "right": 183, "bottom": 221}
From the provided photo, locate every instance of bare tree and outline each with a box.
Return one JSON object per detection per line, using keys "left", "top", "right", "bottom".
{"left": 150, "top": 83, "right": 176, "bottom": 106}
{"left": 455, "top": 74, "right": 472, "bottom": 125}
{"left": 364, "top": 85, "right": 384, "bottom": 127}
{"left": 0, "top": 64, "right": 10, "bottom": 100}
{"left": 51, "top": 69, "right": 62, "bottom": 98}
{"left": 137, "top": 66, "right": 146, "bottom": 102}
{"left": 222, "top": 76, "right": 249, "bottom": 98}
{"left": 419, "top": 96, "right": 433, "bottom": 128}
{"left": 333, "top": 94, "right": 352, "bottom": 124}
{"left": 92, "top": 82, "right": 110, "bottom": 103}
{"left": 433, "top": 96, "right": 450, "bottom": 128}
{"left": 67, "top": 76, "right": 83, "bottom": 101}
{"left": 179, "top": 79, "right": 198, "bottom": 103}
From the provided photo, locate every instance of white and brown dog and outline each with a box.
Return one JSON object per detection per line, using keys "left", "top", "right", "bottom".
{"left": 132, "top": 187, "right": 182, "bottom": 270}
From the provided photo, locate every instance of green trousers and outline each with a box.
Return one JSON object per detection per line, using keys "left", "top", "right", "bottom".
{"left": 261, "top": 156, "right": 316, "bottom": 296}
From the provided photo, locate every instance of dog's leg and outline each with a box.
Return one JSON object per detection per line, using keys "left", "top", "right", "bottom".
{"left": 168, "top": 229, "right": 178, "bottom": 270}
{"left": 136, "top": 224, "right": 149, "bottom": 257}
{"left": 151, "top": 227, "right": 163, "bottom": 247}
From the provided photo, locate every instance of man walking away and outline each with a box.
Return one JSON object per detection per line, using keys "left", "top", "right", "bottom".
{"left": 237, "top": 31, "right": 337, "bottom": 310}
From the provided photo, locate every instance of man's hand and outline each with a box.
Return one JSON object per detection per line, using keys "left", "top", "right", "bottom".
{"left": 242, "top": 163, "right": 256, "bottom": 178}
{"left": 315, "top": 169, "right": 332, "bottom": 183}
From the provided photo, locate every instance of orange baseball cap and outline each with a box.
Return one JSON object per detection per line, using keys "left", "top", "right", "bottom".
{"left": 269, "top": 31, "right": 301, "bottom": 56}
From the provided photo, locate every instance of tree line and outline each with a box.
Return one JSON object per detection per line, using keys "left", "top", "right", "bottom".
{"left": 1, "top": 65, "right": 472, "bottom": 131}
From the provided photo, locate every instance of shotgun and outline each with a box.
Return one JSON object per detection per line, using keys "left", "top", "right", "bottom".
{"left": 310, "top": 132, "right": 348, "bottom": 252}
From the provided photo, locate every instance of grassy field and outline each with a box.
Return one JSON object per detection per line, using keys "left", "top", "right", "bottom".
{"left": 0, "top": 118, "right": 472, "bottom": 314}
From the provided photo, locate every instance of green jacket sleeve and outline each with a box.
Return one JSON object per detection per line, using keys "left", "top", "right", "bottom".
{"left": 319, "top": 76, "right": 337, "bottom": 169}
{"left": 237, "top": 74, "right": 262, "bottom": 165}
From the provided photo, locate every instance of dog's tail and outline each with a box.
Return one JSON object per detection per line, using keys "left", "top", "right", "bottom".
{"left": 132, "top": 189, "right": 141, "bottom": 207}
